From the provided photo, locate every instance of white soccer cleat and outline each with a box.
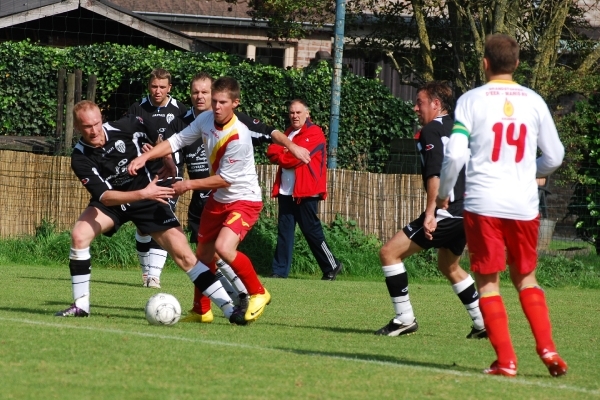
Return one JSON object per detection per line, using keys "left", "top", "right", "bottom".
{"left": 145, "top": 276, "right": 161, "bottom": 289}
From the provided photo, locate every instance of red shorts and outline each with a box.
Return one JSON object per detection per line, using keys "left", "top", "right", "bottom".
{"left": 197, "top": 197, "right": 263, "bottom": 244}
{"left": 463, "top": 210, "right": 539, "bottom": 275}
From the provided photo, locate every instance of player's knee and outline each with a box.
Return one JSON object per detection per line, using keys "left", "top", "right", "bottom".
{"left": 215, "top": 243, "right": 235, "bottom": 263}
{"left": 70, "top": 227, "right": 94, "bottom": 248}
{"left": 379, "top": 242, "right": 395, "bottom": 264}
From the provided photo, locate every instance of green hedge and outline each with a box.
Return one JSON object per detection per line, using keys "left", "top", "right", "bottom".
{"left": 0, "top": 41, "right": 415, "bottom": 172}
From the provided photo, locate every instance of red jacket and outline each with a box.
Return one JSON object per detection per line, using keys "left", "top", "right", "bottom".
{"left": 267, "top": 119, "right": 328, "bottom": 200}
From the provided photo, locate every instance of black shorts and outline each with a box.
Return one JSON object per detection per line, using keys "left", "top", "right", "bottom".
{"left": 158, "top": 176, "right": 183, "bottom": 212}
{"left": 187, "top": 190, "right": 210, "bottom": 244}
{"left": 89, "top": 199, "right": 180, "bottom": 237}
{"left": 402, "top": 208, "right": 466, "bottom": 256}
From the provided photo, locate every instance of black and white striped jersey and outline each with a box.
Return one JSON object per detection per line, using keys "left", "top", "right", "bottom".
{"left": 128, "top": 95, "right": 188, "bottom": 174}
{"left": 416, "top": 114, "right": 466, "bottom": 212}
{"left": 71, "top": 115, "right": 162, "bottom": 202}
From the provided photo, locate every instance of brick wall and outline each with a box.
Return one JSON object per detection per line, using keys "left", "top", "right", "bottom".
{"left": 295, "top": 37, "right": 333, "bottom": 67}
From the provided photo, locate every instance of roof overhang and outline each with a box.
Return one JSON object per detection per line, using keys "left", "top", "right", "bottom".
{"left": 0, "top": 0, "right": 213, "bottom": 51}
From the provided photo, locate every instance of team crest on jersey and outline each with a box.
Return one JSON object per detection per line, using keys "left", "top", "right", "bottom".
{"left": 115, "top": 140, "right": 126, "bottom": 153}
{"left": 166, "top": 113, "right": 175, "bottom": 124}
{"left": 425, "top": 144, "right": 434, "bottom": 151}
{"left": 253, "top": 119, "right": 260, "bottom": 124}
{"left": 504, "top": 99, "right": 514, "bottom": 117}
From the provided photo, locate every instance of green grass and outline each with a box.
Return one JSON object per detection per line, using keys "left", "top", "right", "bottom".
{"left": 2, "top": 219, "right": 600, "bottom": 288}
{"left": 0, "top": 263, "right": 599, "bottom": 399}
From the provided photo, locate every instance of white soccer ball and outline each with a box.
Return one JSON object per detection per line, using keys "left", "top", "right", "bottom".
{"left": 145, "top": 293, "right": 181, "bottom": 326}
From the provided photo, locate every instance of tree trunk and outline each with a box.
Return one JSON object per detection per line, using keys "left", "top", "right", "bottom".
{"left": 577, "top": 45, "right": 600, "bottom": 74}
{"left": 411, "top": 0, "right": 434, "bottom": 82}
{"left": 492, "top": 0, "right": 509, "bottom": 33}
{"left": 531, "top": 0, "right": 570, "bottom": 91}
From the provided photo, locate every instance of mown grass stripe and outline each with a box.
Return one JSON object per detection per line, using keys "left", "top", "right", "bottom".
{"left": 1, "top": 316, "right": 597, "bottom": 396}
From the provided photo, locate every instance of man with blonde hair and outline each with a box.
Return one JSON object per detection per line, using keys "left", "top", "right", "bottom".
{"left": 56, "top": 100, "right": 244, "bottom": 326}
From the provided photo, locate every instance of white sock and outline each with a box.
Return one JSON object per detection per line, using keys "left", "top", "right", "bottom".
{"left": 215, "top": 269, "right": 238, "bottom": 299}
{"left": 186, "top": 261, "right": 209, "bottom": 281}
{"left": 204, "top": 281, "right": 234, "bottom": 318}
{"left": 452, "top": 275, "right": 485, "bottom": 330}
{"left": 70, "top": 247, "right": 91, "bottom": 313}
{"left": 135, "top": 232, "right": 151, "bottom": 277}
{"left": 382, "top": 263, "right": 414, "bottom": 324}
{"left": 217, "top": 260, "right": 248, "bottom": 295}
{"left": 148, "top": 248, "right": 168, "bottom": 279}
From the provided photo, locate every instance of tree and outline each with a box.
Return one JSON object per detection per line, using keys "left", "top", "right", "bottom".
{"left": 344, "top": 0, "right": 600, "bottom": 95}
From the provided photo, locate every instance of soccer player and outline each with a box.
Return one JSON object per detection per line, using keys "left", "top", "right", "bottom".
{"left": 374, "top": 81, "right": 486, "bottom": 338}
{"left": 436, "top": 34, "right": 567, "bottom": 377}
{"left": 128, "top": 68, "right": 188, "bottom": 289}
{"left": 128, "top": 76, "right": 276, "bottom": 323}
{"left": 176, "top": 72, "right": 309, "bottom": 323}
{"left": 55, "top": 100, "right": 244, "bottom": 325}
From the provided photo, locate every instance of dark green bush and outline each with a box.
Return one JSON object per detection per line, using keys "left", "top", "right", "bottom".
{"left": 0, "top": 40, "right": 415, "bottom": 172}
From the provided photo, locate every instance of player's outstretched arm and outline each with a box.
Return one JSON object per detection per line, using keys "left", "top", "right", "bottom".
{"left": 128, "top": 140, "right": 174, "bottom": 176}
{"left": 172, "top": 175, "right": 231, "bottom": 196}
{"left": 100, "top": 176, "right": 175, "bottom": 206}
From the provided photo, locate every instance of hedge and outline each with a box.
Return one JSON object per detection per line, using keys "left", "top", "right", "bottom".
{"left": 0, "top": 40, "right": 416, "bottom": 172}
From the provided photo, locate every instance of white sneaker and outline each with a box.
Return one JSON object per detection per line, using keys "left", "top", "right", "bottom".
{"left": 146, "top": 276, "right": 161, "bottom": 289}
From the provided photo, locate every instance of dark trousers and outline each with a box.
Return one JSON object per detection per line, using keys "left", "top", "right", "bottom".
{"left": 271, "top": 195, "right": 339, "bottom": 278}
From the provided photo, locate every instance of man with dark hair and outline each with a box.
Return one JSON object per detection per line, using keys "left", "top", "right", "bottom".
{"left": 374, "top": 81, "right": 486, "bottom": 339}
{"left": 55, "top": 100, "right": 244, "bottom": 326}
{"left": 128, "top": 68, "right": 188, "bottom": 289}
{"left": 437, "top": 34, "right": 567, "bottom": 377}
{"left": 267, "top": 99, "right": 343, "bottom": 280}
{"left": 129, "top": 77, "right": 274, "bottom": 324}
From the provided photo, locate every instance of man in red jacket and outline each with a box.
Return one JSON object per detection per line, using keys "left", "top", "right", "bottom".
{"left": 267, "top": 99, "right": 343, "bottom": 280}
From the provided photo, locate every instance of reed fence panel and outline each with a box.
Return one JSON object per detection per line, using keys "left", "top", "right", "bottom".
{"left": 0, "top": 150, "right": 426, "bottom": 241}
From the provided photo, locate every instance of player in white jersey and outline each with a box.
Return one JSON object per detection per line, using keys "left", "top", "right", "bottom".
{"left": 128, "top": 77, "right": 271, "bottom": 324}
{"left": 436, "top": 34, "right": 567, "bottom": 378}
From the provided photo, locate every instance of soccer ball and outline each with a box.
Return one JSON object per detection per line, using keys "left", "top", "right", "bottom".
{"left": 145, "top": 293, "right": 181, "bottom": 326}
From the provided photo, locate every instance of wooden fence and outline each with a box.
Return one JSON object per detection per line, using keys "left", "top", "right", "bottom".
{"left": 0, "top": 150, "right": 426, "bottom": 241}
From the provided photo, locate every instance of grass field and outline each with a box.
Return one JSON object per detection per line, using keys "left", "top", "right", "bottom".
{"left": 0, "top": 263, "right": 599, "bottom": 399}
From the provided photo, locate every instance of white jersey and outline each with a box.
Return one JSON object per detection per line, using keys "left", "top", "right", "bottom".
{"left": 167, "top": 111, "right": 262, "bottom": 203}
{"left": 439, "top": 80, "right": 564, "bottom": 220}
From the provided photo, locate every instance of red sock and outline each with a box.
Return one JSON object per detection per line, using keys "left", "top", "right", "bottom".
{"left": 191, "top": 287, "right": 212, "bottom": 314}
{"left": 480, "top": 295, "right": 517, "bottom": 368}
{"left": 229, "top": 251, "right": 264, "bottom": 295}
{"left": 207, "top": 260, "right": 217, "bottom": 273}
{"left": 519, "top": 287, "right": 556, "bottom": 356}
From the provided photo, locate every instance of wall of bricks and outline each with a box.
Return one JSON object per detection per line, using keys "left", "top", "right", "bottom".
{"left": 295, "top": 36, "right": 333, "bottom": 67}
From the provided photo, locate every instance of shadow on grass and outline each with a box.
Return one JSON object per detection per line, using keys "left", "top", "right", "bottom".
{"left": 18, "top": 275, "right": 141, "bottom": 288}
{"left": 272, "top": 346, "right": 485, "bottom": 375}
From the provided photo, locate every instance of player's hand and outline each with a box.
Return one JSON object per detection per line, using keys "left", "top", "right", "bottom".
{"left": 172, "top": 180, "right": 190, "bottom": 196}
{"left": 423, "top": 213, "right": 437, "bottom": 241}
{"left": 142, "top": 143, "right": 154, "bottom": 153}
{"left": 287, "top": 143, "right": 311, "bottom": 164}
{"left": 143, "top": 176, "right": 175, "bottom": 204}
{"left": 128, "top": 156, "right": 148, "bottom": 176}
{"left": 436, "top": 196, "right": 449, "bottom": 210}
